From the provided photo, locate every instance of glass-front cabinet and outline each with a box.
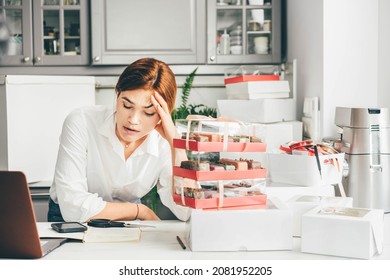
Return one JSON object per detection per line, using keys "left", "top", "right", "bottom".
{"left": 0, "top": 0, "right": 32, "bottom": 65}
{"left": 207, "top": 0, "right": 282, "bottom": 64}
{"left": 0, "top": 0, "right": 88, "bottom": 66}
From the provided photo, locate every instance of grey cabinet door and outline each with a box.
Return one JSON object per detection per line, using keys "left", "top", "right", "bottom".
{"left": 91, "top": 0, "right": 206, "bottom": 65}
{"left": 32, "top": 0, "right": 90, "bottom": 66}
{"left": 0, "top": 1, "right": 33, "bottom": 66}
{"left": 0, "top": 0, "right": 89, "bottom": 66}
{"left": 207, "top": 0, "right": 283, "bottom": 64}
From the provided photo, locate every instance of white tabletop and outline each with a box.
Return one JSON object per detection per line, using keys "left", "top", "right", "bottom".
{"left": 41, "top": 214, "right": 390, "bottom": 260}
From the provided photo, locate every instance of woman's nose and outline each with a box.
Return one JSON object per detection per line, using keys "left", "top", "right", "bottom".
{"left": 127, "top": 112, "right": 141, "bottom": 125}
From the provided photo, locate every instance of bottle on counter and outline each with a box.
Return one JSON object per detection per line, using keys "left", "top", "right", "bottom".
{"left": 220, "top": 29, "right": 230, "bottom": 55}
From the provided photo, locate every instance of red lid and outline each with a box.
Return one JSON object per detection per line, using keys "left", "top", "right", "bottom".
{"left": 224, "top": 75, "right": 280, "bottom": 84}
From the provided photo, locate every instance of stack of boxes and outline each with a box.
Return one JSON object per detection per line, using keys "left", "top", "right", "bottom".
{"left": 173, "top": 117, "right": 293, "bottom": 251}
{"left": 173, "top": 71, "right": 385, "bottom": 258}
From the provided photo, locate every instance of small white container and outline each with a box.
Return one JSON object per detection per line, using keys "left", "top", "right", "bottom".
{"left": 263, "top": 20, "right": 272, "bottom": 31}
{"left": 255, "top": 45, "right": 268, "bottom": 54}
{"left": 251, "top": 9, "right": 264, "bottom": 24}
{"left": 220, "top": 29, "right": 230, "bottom": 55}
{"left": 230, "top": 45, "right": 242, "bottom": 55}
{"left": 248, "top": 0, "right": 264, "bottom": 6}
{"left": 254, "top": 36, "right": 268, "bottom": 45}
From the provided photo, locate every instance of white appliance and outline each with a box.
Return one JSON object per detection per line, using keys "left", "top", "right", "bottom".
{"left": 0, "top": 75, "right": 95, "bottom": 183}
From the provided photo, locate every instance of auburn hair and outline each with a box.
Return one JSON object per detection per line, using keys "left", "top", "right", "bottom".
{"left": 115, "top": 58, "right": 177, "bottom": 112}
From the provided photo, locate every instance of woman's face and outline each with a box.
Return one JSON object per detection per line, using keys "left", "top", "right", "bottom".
{"left": 115, "top": 89, "right": 161, "bottom": 144}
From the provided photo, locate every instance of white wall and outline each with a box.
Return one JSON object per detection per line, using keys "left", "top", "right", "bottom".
{"left": 287, "top": 0, "right": 323, "bottom": 131}
{"left": 323, "top": 0, "right": 378, "bottom": 137}
{"left": 378, "top": 0, "right": 390, "bottom": 107}
{"left": 288, "top": 0, "right": 381, "bottom": 138}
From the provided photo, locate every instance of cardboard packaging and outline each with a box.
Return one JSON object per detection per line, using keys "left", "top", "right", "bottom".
{"left": 264, "top": 182, "right": 335, "bottom": 202}
{"left": 217, "top": 98, "right": 296, "bottom": 123}
{"left": 187, "top": 198, "right": 293, "bottom": 251}
{"left": 265, "top": 152, "right": 345, "bottom": 187}
{"left": 286, "top": 195, "right": 353, "bottom": 237}
{"left": 225, "top": 80, "right": 290, "bottom": 100}
{"left": 301, "top": 206, "right": 384, "bottom": 259}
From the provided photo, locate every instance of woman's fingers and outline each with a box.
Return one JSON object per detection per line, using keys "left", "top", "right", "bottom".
{"left": 153, "top": 91, "right": 169, "bottom": 113}
{"left": 151, "top": 92, "right": 172, "bottom": 125}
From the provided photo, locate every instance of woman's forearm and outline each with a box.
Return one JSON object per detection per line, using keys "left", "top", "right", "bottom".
{"left": 89, "top": 201, "right": 160, "bottom": 221}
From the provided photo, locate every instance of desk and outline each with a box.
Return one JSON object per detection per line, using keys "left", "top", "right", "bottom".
{"left": 41, "top": 214, "right": 390, "bottom": 260}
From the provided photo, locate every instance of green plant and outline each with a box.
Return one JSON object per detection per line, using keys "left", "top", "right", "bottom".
{"left": 171, "top": 67, "right": 217, "bottom": 122}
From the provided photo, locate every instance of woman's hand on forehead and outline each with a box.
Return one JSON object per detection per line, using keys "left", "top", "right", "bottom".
{"left": 151, "top": 91, "right": 178, "bottom": 145}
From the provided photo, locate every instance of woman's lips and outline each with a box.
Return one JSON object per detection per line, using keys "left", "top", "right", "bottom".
{"left": 123, "top": 126, "right": 140, "bottom": 135}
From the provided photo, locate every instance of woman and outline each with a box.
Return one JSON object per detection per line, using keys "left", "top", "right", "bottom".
{"left": 48, "top": 58, "right": 190, "bottom": 223}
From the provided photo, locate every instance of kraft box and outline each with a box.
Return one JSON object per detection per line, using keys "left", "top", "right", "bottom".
{"left": 187, "top": 198, "right": 293, "bottom": 252}
{"left": 286, "top": 195, "right": 353, "bottom": 237}
{"left": 301, "top": 206, "right": 384, "bottom": 259}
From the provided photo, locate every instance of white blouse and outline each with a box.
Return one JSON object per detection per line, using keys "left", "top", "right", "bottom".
{"left": 49, "top": 105, "right": 190, "bottom": 222}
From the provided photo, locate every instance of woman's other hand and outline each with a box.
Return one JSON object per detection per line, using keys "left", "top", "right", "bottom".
{"left": 138, "top": 204, "right": 160, "bottom": 221}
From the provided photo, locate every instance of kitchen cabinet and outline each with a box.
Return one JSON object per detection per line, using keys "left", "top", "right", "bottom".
{"left": 207, "top": 0, "right": 283, "bottom": 64}
{"left": 91, "top": 0, "right": 284, "bottom": 66}
{"left": 91, "top": 0, "right": 206, "bottom": 65}
{"left": 0, "top": 0, "right": 89, "bottom": 66}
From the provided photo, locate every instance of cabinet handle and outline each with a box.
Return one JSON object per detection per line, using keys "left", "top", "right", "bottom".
{"left": 93, "top": 56, "right": 101, "bottom": 62}
{"left": 22, "top": 56, "right": 30, "bottom": 62}
{"left": 34, "top": 56, "right": 41, "bottom": 63}
{"left": 209, "top": 56, "right": 215, "bottom": 62}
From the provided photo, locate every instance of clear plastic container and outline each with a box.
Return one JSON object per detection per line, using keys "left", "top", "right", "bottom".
{"left": 173, "top": 117, "right": 268, "bottom": 209}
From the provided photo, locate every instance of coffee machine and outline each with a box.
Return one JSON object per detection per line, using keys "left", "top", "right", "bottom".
{"left": 335, "top": 107, "right": 390, "bottom": 212}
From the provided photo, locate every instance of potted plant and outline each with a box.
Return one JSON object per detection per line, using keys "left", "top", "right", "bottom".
{"left": 171, "top": 67, "right": 217, "bottom": 122}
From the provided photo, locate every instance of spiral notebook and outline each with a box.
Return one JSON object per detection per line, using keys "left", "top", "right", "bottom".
{"left": 0, "top": 171, "right": 67, "bottom": 259}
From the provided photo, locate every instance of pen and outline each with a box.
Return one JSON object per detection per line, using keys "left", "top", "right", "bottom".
{"left": 313, "top": 145, "right": 322, "bottom": 178}
{"left": 176, "top": 235, "right": 186, "bottom": 250}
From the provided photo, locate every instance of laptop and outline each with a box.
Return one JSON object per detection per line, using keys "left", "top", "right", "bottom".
{"left": 0, "top": 171, "right": 67, "bottom": 259}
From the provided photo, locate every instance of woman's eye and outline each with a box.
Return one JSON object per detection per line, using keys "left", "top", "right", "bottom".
{"left": 145, "top": 112, "right": 156, "bottom": 117}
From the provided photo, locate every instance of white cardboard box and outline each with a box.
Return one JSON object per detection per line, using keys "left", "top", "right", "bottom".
{"left": 226, "top": 80, "right": 290, "bottom": 97}
{"left": 286, "top": 195, "right": 353, "bottom": 237}
{"left": 301, "top": 206, "right": 384, "bottom": 259}
{"left": 187, "top": 198, "right": 293, "bottom": 251}
{"left": 264, "top": 182, "right": 335, "bottom": 202}
{"left": 226, "top": 80, "right": 290, "bottom": 100}
{"left": 217, "top": 98, "right": 296, "bottom": 123}
{"left": 265, "top": 153, "right": 345, "bottom": 187}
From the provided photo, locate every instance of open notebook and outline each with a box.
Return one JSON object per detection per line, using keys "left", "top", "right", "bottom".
{"left": 37, "top": 223, "right": 141, "bottom": 243}
{"left": 0, "top": 171, "right": 67, "bottom": 259}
